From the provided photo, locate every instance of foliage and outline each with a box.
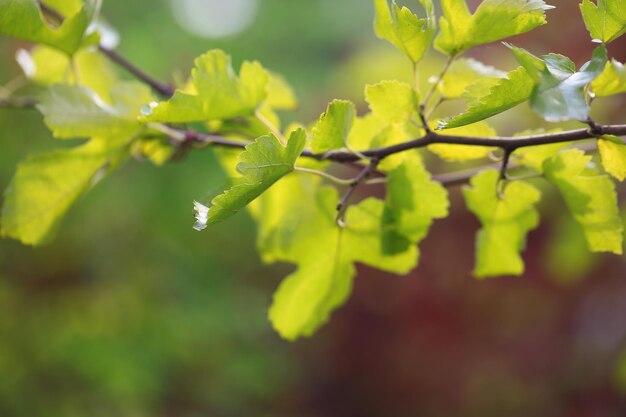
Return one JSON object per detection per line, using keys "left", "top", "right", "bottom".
{"left": 0, "top": 0, "right": 625, "bottom": 341}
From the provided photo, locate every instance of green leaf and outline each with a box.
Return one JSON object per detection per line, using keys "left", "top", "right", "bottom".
{"left": 265, "top": 72, "right": 298, "bottom": 111}
{"left": 0, "top": 135, "right": 132, "bottom": 246}
{"left": 346, "top": 113, "right": 387, "bottom": 150}
{"left": 0, "top": 0, "right": 99, "bottom": 55}
{"left": 193, "top": 129, "right": 306, "bottom": 229}
{"left": 38, "top": 83, "right": 152, "bottom": 139}
{"left": 428, "top": 121, "right": 497, "bottom": 161}
{"left": 434, "top": 0, "right": 552, "bottom": 56}
{"left": 131, "top": 137, "right": 175, "bottom": 166}
{"left": 385, "top": 152, "right": 449, "bottom": 243}
{"left": 17, "top": 45, "right": 118, "bottom": 102}
{"left": 142, "top": 50, "right": 269, "bottom": 123}
{"left": 524, "top": 46, "right": 607, "bottom": 122}
{"left": 463, "top": 169, "right": 541, "bottom": 278}
{"left": 592, "top": 59, "right": 626, "bottom": 97}
{"left": 268, "top": 187, "right": 417, "bottom": 340}
{"left": 438, "top": 58, "right": 506, "bottom": 100}
{"left": 580, "top": 0, "right": 626, "bottom": 43}
{"left": 374, "top": 0, "right": 436, "bottom": 63}
{"left": 310, "top": 100, "right": 356, "bottom": 153}
{"left": 365, "top": 80, "right": 418, "bottom": 124}
{"left": 438, "top": 66, "right": 534, "bottom": 129}
{"left": 544, "top": 149, "right": 623, "bottom": 254}
{"left": 598, "top": 135, "right": 626, "bottom": 181}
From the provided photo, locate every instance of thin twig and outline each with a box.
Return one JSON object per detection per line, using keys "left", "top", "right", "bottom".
{"left": 98, "top": 46, "right": 175, "bottom": 97}
{"left": 38, "top": 1, "right": 175, "bottom": 98}
{"left": 336, "top": 159, "right": 379, "bottom": 226}
{"left": 294, "top": 167, "right": 354, "bottom": 185}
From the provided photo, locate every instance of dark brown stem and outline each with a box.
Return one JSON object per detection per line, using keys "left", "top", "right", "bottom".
{"left": 97, "top": 46, "right": 175, "bottom": 97}
{"left": 38, "top": 1, "right": 175, "bottom": 98}
{"left": 336, "top": 159, "right": 380, "bottom": 225}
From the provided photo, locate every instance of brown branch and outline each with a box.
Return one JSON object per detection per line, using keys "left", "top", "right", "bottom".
{"left": 336, "top": 159, "right": 380, "bottom": 225}
{"left": 97, "top": 46, "right": 175, "bottom": 97}
{"left": 38, "top": 1, "right": 175, "bottom": 98}
{"left": 167, "top": 124, "right": 626, "bottom": 163}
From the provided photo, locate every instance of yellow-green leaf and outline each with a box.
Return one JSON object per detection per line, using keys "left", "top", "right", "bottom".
{"left": 38, "top": 82, "right": 152, "bottom": 139}
{"left": 592, "top": 59, "right": 626, "bottom": 97}
{"left": 429, "top": 121, "right": 497, "bottom": 161}
{"left": 193, "top": 129, "right": 306, "bottom": 229}
{"left": 143, "top": 50, "right": 269, "bottom": 123}
{"left": 0, "top": 135, "right": 133, "bottom": 246}
{"left": 598, "top": 135, "right": 626, "bottom": 181}
{"left": 310, "top": 100, "right": 356, "bottom": 153}
{"left": 544, "top": 149, "right": 623, "bottom": 254}
{"left": 374, "top": 0, "right": 436, "bottom": 63}
{"left": 0, "top": 0, "right": 100, "bottom": 55}
{"left": 434, "top": 0, "right": 552, "bottom": 56}
{"left": 365, "top": 80, "right": 418, "bottom": 124}
{"left": 580, "top": 0, "right": 626, "bottom": 43}
{"left": 463, "top": 169, "right": 541, "bottom": 278}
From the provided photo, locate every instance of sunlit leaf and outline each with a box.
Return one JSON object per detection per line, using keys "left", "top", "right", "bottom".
{"left": 0, "top": 0, "right": 100, "bottom": 54}
{"left": 544, "top": 149, "right": 623, "bottom": 254}
{"left": 592, "top": 59, "right": 626, "bottom": 97}
{"left": 365, "top": 80, "right": 418, "bottom": 124}
{"left": 194, "top": 129, "right": 306, "bottom": 229}
{"left": 17, "top": 45, "right": 118, "bottom": 102}
{"left": 434, "top": 0, "right": 552, "bottom": 56}
{"left": 438, "top": 58, "right": 506, "bottom": 100}
{"left": 268, "top": 187, "right": 417, "bottom": 340}
{"left": 598, "top": 135, "right": 626, "bottom": 181}
{"left": 428, "top": 121, "right": 497, "bottom": 161}
{"left": 38, "top": 83, "right": 152, "bottom": 138}
{"left": 580, "top": 0, "right": 626, "bottom": 43}
{"left": 438, "top": 67, "right": 534, "bottom": 129}
{"left": 143, "top": 49, "right": 269, "bottom": 123}
{"left": 374, "top": 0, "right": 436, "bottom": 63}
{"left": 310, "top": 100, "right": 356, "bottom": 153}
{"left": 385, "top": 152, "right": 449, "bottom": 244}
{"left": 0, "top": 135, "right": 132, "bottom": 246}
{"left": 463, "top": 169, "right": 541, "bottom": 278}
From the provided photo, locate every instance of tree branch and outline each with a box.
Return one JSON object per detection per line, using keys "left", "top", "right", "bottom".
{"left": 97, "top": 46, "right": 175, "bottom": 97}
{"left": 38, "top": 1, "right": 175, "bottom": 98}
{"left": 164, "top": 124, "right": 626, "bottom": 163}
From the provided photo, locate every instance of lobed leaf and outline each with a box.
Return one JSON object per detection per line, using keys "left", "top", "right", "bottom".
{"left": 438, "top": 58, "right": 506, "bottom": 100}
{"left": 17, "top": 45, "right": 118, "bottom": 102}
{"left": 310, "top": 100, "right": 356, "bottom": 153}
{"left": 0, "top": 135, "right": 133, "bottom": 246}
{"left": 38, "top": 83, "right": 152, "bottom": 139}
{"left": 463, "top": 169, "right": 541, "bottom": 278}
{"left": 544, "top": 149, "right": 623, "bottom": 254}
{"left": 518, "top": 45, "right": 607, "bottom": 122}
{"left": 438, "top": 66, "right": 534, "bottom": 129}
{"left": 598, "top": 135, "right": 626, "bottom": 181}
{"left": 580, "top": 0, "right": 626, "bottom": 44}
{"left": 193, "top": 129, "right": 306, "bottom": 230}
{"left": 385, "top": 152, "right": 449, "bottom": 244}
{"left": 434, "top": 0, "right": 552, "bottom": 56}
{"left": 374, "top": 0, "right": 436, "bottom": 63}
{"left": 142, "top": 49, "right": 269, "bottom": 123}
{"left": 0, "top": 0, "right": 100, "bottom": 55}
{"left": 268, "top": 187, "right": 417, "bottom": 340}
{"left": 365, "top": 80, "right": 418, "bottom": 124}
{"left": 592, "top": 59, "right": 626, "bottom": 97}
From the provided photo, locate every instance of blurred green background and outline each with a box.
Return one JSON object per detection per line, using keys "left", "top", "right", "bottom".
{"left": 1, "top": 1, "right": 626, "bottom": 416}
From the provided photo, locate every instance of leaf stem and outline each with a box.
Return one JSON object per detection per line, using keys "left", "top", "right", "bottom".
{"left": 255, "top": 109, "right": 286, "bottom": 145}
{"left": 294, "top": 167, "right": 354, "bottom": 185}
